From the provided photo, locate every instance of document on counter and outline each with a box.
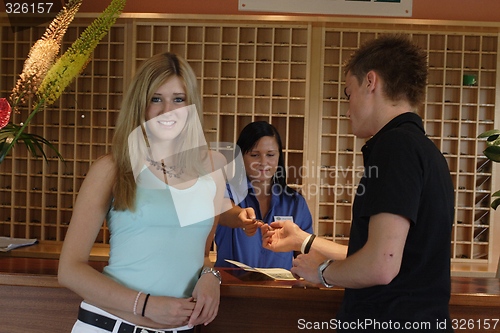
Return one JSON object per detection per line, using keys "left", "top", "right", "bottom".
{"left": 225, "top": 259, "right": 298, "bottom": 281}
{"left": 0, "top": 237, "right": 38, "bottom": 252}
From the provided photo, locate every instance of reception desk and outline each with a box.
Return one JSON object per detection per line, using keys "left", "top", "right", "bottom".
{"left": 0, "top": 256, "right": 499, "bottom": 333}
{"left": 206, "top": 270, "right": 500, "bottom": 332}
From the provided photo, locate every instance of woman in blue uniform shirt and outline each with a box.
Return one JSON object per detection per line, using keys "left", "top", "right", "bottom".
{"left": 215, "top": 121, "right": 313, "bottom": 270}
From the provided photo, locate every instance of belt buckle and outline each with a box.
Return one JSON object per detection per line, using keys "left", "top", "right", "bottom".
{"left": 133, "top": 326, "right": 164, "bottom": 333}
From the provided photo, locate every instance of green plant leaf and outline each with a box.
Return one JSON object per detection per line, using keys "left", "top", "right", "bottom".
{"left": 478, "top": 129, "right": 500, "bottom": 139}
{"left": 492, "top": 190, "right": 500, "bottom": 198}
{"left": 491, "top": 197, "right": 500, "bottom": 210}
{"left": 0, "top": 123, "right": 63, "bottom": 163}
{"left": 486, "top": 137, "right": 500, "bottom": 147}
{"left": 483, "top": 145, "right": 500, "bottom": 163}
{"left": 0, "top": 141, "right": 10, "bottom": 164}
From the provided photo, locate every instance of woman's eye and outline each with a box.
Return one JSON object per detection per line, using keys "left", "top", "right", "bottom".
{"left": 174, "top": 97, "right": 186, "bottom": 103}
{"left": 151, "top": 96, "right": 162, "bottom": 103}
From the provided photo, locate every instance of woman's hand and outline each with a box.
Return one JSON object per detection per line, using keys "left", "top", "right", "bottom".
{"left": 188, "top": 271, "right": 221, "bottom": 327}
{"left": 238, "top": 207, "right": 261, "bottom": 237}
{"left": 144, "top": 295, "right": 196, "bottom": 328}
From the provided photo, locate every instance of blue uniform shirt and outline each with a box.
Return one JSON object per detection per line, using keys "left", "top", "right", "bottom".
{"left": 215, "top": 180, "right": 313, "bottom": 270}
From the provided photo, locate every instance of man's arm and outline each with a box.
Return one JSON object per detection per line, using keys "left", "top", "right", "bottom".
{"left": 297, "top": 212, "right": 410, "bottom": 288}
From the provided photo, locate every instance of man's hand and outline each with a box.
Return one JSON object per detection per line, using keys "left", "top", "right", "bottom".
{"left": 261, "top": 220, "right": 309, "bottom": 252}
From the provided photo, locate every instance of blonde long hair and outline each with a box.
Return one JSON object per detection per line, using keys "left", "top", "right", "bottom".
{"left": 112, "top": 52, "right": 205, "bottom": 210}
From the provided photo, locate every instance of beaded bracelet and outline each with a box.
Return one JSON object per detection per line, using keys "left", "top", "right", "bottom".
{"left": 133, "top": 291, "right": 143, "bottom": 316}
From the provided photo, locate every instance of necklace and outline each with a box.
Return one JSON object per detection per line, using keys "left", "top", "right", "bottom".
{"left": 146, "top": 156, "right": 184, "bottom": 178}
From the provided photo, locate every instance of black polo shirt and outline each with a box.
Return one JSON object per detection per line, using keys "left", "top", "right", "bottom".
{"left": 337, "top": 112, "right": 455, "bottom": 332}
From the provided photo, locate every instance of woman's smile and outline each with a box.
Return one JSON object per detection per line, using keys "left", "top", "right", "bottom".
{"left": 157, "top": 118, "right": 176, "bottom": 127}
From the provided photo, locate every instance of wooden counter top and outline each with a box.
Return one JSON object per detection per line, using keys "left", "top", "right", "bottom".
{"left": 0, "top": 240, "right": 109, "bottom": 261}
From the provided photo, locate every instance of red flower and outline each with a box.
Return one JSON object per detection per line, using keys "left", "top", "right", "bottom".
{"left": 0, "top": 98, "right": 12, "bottom": 129}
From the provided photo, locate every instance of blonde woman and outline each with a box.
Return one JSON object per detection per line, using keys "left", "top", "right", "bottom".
{"left": 59, "top": 52, "right": 227, "bottom": 333}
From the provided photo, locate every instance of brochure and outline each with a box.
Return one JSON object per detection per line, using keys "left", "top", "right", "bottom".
{"left": 0, "top": 237, "right": 38, "bottom": 252}
{"left": 225, "top": 259, "right": 298, "bottom": 281}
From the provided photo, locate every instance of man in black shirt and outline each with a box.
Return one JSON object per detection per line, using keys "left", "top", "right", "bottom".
{"left": 262, "top": 34, "right": 454, "bottom": 332}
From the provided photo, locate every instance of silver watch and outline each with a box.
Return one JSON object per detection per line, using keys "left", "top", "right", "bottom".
{"left": 200, "top": 267, "right": 222, "bottom": 285}
{"left": 318, "top": 259, "right": 334, "bottom": 288}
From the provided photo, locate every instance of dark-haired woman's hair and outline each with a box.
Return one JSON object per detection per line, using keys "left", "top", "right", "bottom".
{"left": 236, "top": 121, "right": 287, "bottom": 189}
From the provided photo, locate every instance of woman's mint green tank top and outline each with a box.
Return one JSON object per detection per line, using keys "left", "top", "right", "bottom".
{"left": 103, "top": 169, "right": 216, "bottom": 298}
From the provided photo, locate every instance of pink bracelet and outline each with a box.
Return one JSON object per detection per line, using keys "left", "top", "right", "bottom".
{"left": 133, "top": 291, "right": 143, "bottom": 315}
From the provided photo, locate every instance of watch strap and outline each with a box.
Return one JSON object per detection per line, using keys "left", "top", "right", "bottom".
{"left": 318, "top": 259, "right": 334, "bottom": 288}
{"left": 200, "top": 266, "right": 222, "bottom": 285}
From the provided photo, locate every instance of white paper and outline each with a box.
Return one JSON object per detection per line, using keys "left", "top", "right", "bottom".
{"left": 225, "top": 259, "right": 298, "bottom": 281}
{"left": 0, "top": 237, "right": 38, "bottom": 252}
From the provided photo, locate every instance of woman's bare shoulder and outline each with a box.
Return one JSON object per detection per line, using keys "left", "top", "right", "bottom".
{"left": 208, "top": 150, "right": 228, "bottom": 170}
{"left": 87, "top": 154, "right": 117, "bottom": 178}
{"left": 74, "top": 154, "right": 116, "bottom": 204}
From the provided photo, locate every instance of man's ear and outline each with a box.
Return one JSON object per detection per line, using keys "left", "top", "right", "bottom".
{"left": 365, "top": 70, "right": 377, "bottom": 93}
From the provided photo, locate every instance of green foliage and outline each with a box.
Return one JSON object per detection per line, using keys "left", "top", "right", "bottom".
{"left": 478, "top": 129, "right": 500, "bottom": 209}
{"left": 0, "top": 123, "right": 63, "bottom": 164}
